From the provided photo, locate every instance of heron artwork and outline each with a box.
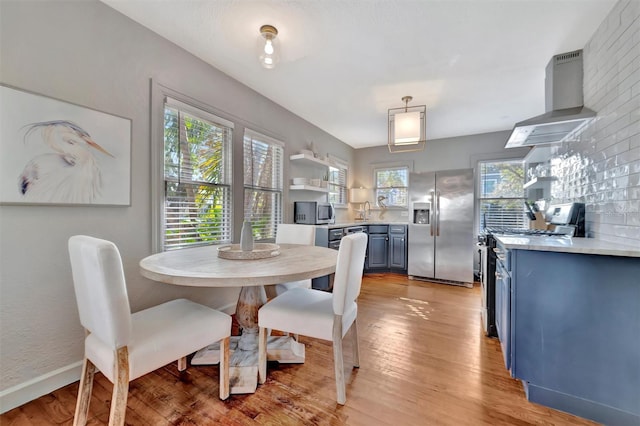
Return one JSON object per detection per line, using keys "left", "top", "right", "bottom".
{"left": 18, "top": 120, "right": 114, "bottom": 203}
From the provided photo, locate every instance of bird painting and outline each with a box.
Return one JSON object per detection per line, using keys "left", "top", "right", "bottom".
{"left": 18, "top": 120, "right": 114, "bottom": 203}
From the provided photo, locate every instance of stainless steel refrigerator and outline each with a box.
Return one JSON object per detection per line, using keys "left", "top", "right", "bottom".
{"left": 408, "top": 169, "right": 474, "bottom": 286}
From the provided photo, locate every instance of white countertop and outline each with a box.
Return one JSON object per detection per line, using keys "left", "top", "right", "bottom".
{"left": 495, "top": 235, "right": 640, "bottom": 257}
{"left": 323, "top": 221, "right": 407, "bottom": 229}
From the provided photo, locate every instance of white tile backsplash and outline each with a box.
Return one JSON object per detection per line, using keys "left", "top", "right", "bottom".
{"left": 548, "top": 0, "right": 639, "bottom": 246}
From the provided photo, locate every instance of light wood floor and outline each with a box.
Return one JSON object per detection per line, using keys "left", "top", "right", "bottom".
{"left": 1, "top": 274, "right": 598, "bottom": 425}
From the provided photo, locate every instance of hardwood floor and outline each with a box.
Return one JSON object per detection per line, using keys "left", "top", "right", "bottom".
{"left": 1, "top": 274, "right": 598, "bottom": 425}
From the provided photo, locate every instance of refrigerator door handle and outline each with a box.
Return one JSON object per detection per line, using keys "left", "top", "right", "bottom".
{"left": 430, "top": 190, "right": 436, "bottom": 236}
{"left": 436, "top": 190, "right": 441, "bottom": 237}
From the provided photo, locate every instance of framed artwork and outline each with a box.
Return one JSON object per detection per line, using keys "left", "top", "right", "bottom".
{"left": 0, "top": 84, "right": 131, "bottom": 206}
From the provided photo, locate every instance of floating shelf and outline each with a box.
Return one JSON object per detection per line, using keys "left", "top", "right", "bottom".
{"left": 289, "top": 153, "right": 331, "bottom": 167}
{"left": 524, "top": 176, "right": 557, "bottom": 189}
{"left": 289, "top": 185, "right": 329, "bottom": 192}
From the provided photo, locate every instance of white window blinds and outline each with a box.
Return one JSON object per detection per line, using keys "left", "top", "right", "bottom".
{"left": 478, "top": 160, "right": 526, "bottom": 230}
{"left": 328, "top": 158, "right": 348, "bottom": 205}
{"left": 163, "top": 97, "right": 233, "bottom": 250}
{"left": 243, "top": 129, "right": 283, "bottom": 241}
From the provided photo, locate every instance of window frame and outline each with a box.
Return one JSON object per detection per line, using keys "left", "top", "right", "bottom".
{"left": 327, "top": 156, "right": 348, "bottom": 206}
{"left": 477, "top": 159, "right": 526, "bottom": 231}
{"left": 160, "top": 96, "right": 234, "bottom": 251}
{"left": 243, "top": 128, "right": 284, "bottom": 241}
{"left": 373, "top": 165, "right": 409, "bottom": 208}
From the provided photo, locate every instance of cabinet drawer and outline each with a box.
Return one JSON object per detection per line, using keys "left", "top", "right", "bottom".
{"left": 389, "top": 225, "right": 406, "bottom": 234}
{"left": 329, "top": 228, "right": 344, "bottom": 241}
{"left": 368, "top": 225, "right": 388, "bottom": 234}
{"left": 328, "top": 240, "right": 341, "bottom": 250}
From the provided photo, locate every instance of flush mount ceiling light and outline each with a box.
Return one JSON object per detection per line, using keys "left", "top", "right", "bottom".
{"left": 259, "top": 24, "right": 279, "bottom": 69}
{"left": 388, "top": 96, "right": 426, "bottom": 153}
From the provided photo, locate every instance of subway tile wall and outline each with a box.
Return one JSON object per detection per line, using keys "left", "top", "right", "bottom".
{"left": 549, "top": 0, "right": 639, "bottom": 246}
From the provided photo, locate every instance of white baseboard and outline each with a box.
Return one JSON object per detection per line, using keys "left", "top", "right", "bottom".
{"left": 0, "top": 361, "right": 83, "bottom": 414}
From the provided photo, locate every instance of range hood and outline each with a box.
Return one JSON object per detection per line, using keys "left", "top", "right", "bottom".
{"left": 505, "top": 50, "right": 596, "bottom": 148}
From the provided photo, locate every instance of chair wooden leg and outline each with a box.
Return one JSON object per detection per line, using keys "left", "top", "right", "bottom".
{"left": 333, "top": 316, "right": 346, "bottom": 405}
{"left": 177, "top": 356, "right": 187, "bottom": 371}
{"left": 258, "top": 327, "right": 268, "bottom": 384}
{"left": 108, "top": 347, "right": 129, "bottom": 426}
{"left": 219, "top": 336, "right": 230, "bottom": 400}
{"left": 352, "top": 318, "right": 360, "bottom": 368}
{"left": 73, "top": 358, "right": 96, "bottom": 426}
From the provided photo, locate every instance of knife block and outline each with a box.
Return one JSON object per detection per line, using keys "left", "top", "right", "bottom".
{"left": 530, "top": 212, "right": 547, "bottom": 230}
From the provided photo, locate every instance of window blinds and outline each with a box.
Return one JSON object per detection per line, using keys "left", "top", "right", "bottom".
{"left": 328, "top": 158, "right": 348, "bottom": 205}
{"left": 478, "top": 160, "right": 526, "bottom": 230}
{"left": 163, "top": 99, "right": 233, "bottom": 250}
{"left": 243, "top": 129, "right": 283, "bottom": 241}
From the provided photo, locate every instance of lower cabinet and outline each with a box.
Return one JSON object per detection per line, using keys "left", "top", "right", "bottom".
{"left": 388, "top": 225, "right": 407, "bottom": 270}
{"left": 367, "top": 232, "right": 389, "bottom": 269}
{"left": 315, "top": 224, "right": 409, "bottom": 280}
{"left": 364, "top": 224, "right": 407, "bottom": 273}
{"left": 495, "top": 243, "right": 640, "bottom": 425}
{"left": 494, "top": 247, "right": 511, "bottom": 372}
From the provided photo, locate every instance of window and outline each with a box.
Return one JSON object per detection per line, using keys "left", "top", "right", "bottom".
{"left": 374, "top": 166, "right": 408, "bottom": 207}
{"left": 478, "top": 160, "right": 525, "bottom": 230}
{"left": 162, "top": 98, "right": 233, "bottom": 250}
{"left": 328, "top": 158, "right": 348, "bottom": 206}
{"left": 243, "top": 129, "right": 283, "bottom": 241}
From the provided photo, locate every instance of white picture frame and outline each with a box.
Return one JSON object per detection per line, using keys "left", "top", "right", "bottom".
{"left": 0, "top": 84, "right": 131, "bottom": 206}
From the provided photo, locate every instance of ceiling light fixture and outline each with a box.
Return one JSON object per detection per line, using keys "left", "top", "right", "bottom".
{"left": 388, "top": 96, "right": 426, "bottom": 153}
{"left": 259, "top": 24, "right": 279, "bottom": 69}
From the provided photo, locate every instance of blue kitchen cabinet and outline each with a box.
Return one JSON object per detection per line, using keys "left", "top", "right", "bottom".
{"left": 367, "top": 229, "right": 389, "bottom": 269}
{"left": 388, "top": 225, "right": 407, "bottom": 270}
{"left": 497, "top": 244, "right": 640, "bottom": 425}
{"left": 494, "top": 242, "right": 511, "bottom": 372}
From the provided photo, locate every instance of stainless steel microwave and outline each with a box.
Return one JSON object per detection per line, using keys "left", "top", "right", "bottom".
{"left": 294, "top": 201, "right": 335, "bottom": 225}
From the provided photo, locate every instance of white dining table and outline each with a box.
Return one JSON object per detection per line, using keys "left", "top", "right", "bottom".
{"left": 139, "top": 243, "right": 338, "bottom": 394}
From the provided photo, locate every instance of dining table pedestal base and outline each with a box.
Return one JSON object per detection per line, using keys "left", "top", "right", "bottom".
{"left": 191, "top": 335, "right": 305, "bottom": 394}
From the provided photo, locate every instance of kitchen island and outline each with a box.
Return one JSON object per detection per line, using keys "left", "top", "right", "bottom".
{"left": 494, "top": 235, "right": 640, "bottom": 425}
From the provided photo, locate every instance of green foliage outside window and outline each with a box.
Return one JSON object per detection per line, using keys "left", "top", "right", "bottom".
{"left": 163, "top": 106, "right": 231, "bottom": 250}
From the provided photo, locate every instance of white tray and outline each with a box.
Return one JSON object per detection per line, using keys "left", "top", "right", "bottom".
{"left": 217, "top": 243, "right": 280, "bottom": 260}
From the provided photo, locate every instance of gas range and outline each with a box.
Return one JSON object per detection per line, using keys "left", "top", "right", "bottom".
{"left": 477, "top": 202, "right": 585, "bottom": 339}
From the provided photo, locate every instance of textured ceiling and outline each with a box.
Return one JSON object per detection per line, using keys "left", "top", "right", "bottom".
{"left": 101, "top": 0, "right": 616, "bottom": 149}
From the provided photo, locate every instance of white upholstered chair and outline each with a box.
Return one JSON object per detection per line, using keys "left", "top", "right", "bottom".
{"left": 258, "top": 232, "right": 368, "bottom": 405}
{"left": 68, "top": 235, "right": 231, "bottom": 426}
{"left": 272, "top": 223, "right": 316, "bottom": 296}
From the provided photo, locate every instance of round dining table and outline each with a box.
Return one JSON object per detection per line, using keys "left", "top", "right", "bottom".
{"left": 139, "top": 243, "right": 338, "bottom": 394}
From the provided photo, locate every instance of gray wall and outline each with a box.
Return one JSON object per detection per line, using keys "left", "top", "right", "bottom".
{"left": 0, "top": 0, "right": 353, "bottom": 410}
{"left": 349, "top": 131, "right": 529, "bottom": 223}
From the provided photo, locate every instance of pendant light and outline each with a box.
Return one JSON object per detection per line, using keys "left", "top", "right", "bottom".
{"left": 388, "top": 96, "right": 427, "bottom": 153}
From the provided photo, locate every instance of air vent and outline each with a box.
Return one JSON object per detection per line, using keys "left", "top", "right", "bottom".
{"left": 555, "top": 50, "right": 581, "bottom": 64}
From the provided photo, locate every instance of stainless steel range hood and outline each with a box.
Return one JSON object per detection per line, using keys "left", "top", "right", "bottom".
{"left": 505, "top": 50, "right": 596, "bottom": 148}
